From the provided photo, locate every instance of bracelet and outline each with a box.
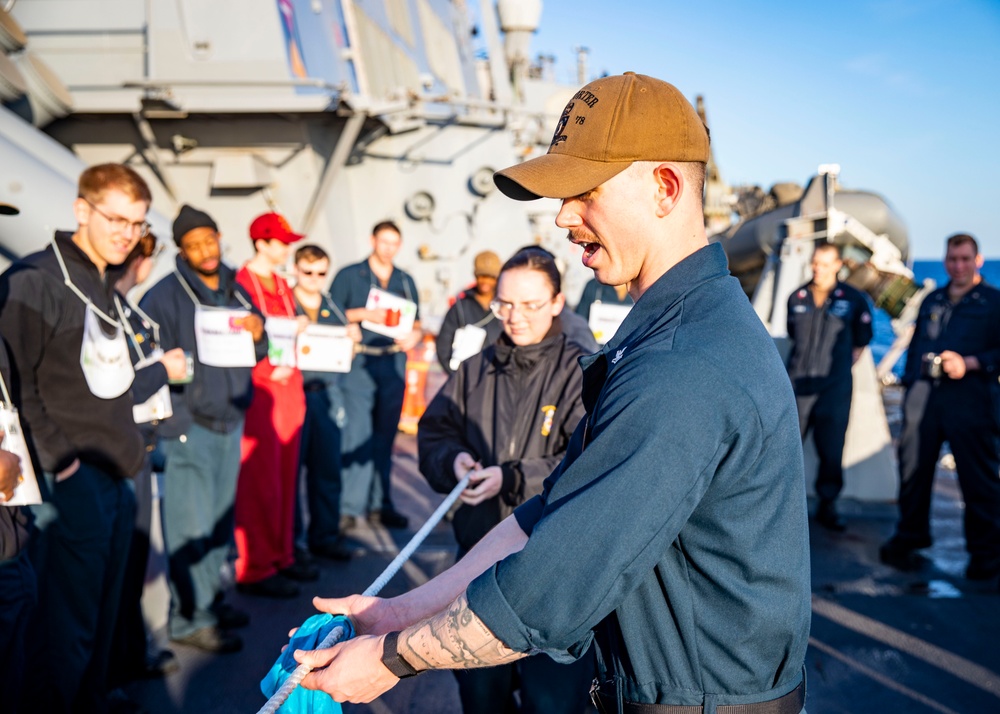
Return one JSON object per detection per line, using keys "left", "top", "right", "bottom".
{"left": 380, "top": 631, "right": 420, "bottom": 679}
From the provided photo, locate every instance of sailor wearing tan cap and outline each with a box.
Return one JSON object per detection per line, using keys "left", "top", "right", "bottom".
{"left": 434, "top": 250, "right": 504, "bottom": 375}
{"left": 295, "top": 73, "right": 810, "bottom": 714}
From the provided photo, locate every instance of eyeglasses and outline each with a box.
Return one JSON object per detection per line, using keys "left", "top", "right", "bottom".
{"left": 490, "top": 296, "right": 554, "bottom": 319}
{"left": 86, "top": 199, "right": 151, "bottom": 238}
{"left": 297, "top": 268, "right": 328, "bottom": 277}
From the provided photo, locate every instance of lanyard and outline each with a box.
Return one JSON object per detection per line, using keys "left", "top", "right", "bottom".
{"left": 51, "top": 239, "right": 120, "bottom": 329}
{"left": 246, "top": 270, "right": 295, "bottom": 317}
{"left": 175, "top": 269, "right": 253, "bottom": 311}
{"left": 114, "top": 294, "right": 160, "bottom": 359}
{"left": 321, "top": 292, "right": 348, "bottom": 324}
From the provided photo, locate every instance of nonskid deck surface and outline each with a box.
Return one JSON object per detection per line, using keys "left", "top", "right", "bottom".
{"left": 127, "top": 435, "right": 999, "bottom": 714}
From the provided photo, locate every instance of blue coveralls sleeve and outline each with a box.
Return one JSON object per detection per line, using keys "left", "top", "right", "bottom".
{"left": 131, "top": 362, "right": 168, "bottom": 403}
{"left": 972, "top": 294, "right": 1000, "bottom": 374}
{"left": 466, "top": 357, "right": 762, "bottom": 658}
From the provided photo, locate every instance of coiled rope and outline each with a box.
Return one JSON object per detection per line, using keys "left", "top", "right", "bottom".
{"left": 256, "top": 469, "right": 474, "bottom": 714}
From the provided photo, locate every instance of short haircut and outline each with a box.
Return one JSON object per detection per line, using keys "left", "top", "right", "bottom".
{"left": 500, "top": 247, "right": 561, "bottom": 295}
{"left": 813, "top": 242, "right": 842, "bottom": 259}
{"left": 626, "top": 160, "right": 706, "bottom": 202}
{"left": 295, "top": 244, "right": 329, "bottom": 263}
{"left": 945, "top": 233, "right": 979, "bottom": 256}
{"left": 78, "top": 163, "right": 152, "bottom": 205}
{"left": 372, "top": 220, "right": 401, "bottom": 237}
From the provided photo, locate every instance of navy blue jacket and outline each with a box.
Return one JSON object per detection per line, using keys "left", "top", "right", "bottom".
{"left": 903, "top": 280, "right": 1000, "bottom": 389}
{"left": 139, "top": 257, "right": 267, "bottom": 438}
{"left": 466, "top": 243, "right": 810, "bottom": 707}
{"left": 786, "top": 281, "right": 873, "bottom": 394}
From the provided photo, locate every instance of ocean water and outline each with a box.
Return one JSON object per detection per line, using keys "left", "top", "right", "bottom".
{"left": 870, "top": 259, "right": 999, "bottom": 375}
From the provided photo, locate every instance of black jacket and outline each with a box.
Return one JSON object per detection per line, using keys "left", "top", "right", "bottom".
{"left": 0, "top": 232, "right": 144, "bottom": 479}
{"left": 139, "top": 257, "right": 268, "bottom": 438}
{"left": 434, "top": 292, "right": 503, "bottom": 375}
{"left": 418, "top": 319, "right": 587, "bottom": 552}
{"left": 786, "top": 281, "right": 872, "bottom": 394}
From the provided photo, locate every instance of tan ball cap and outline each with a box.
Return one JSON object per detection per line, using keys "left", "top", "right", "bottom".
{"left": 494, "top": 72, "right": 710, "bottom": 201}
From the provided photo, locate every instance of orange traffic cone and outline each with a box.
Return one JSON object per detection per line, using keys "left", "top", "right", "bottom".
{"left": 398, "top": 334, "right": 434, "bottom": 434}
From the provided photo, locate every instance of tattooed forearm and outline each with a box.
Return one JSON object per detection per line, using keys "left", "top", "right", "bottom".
{"left": 398, "top": 594, "right": 527, "bottom": 671}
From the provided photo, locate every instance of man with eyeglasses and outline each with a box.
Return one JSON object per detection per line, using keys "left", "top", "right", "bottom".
{"left": 0, "top": 164, "right": 156, "bottom": 713}
{"left": 292, "top": 244, "right": 360, "bottom": 562}
{"left": 139, "top": 204, "right": 268, "bottom": 651}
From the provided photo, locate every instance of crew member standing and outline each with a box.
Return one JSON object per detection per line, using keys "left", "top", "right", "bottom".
{"left": 330, "top": 221, "right": 423, "bottom": 530}
{"left": 293, "top": 244, "right": 359, "bottom": 561}
{"left": 0, "top": 164, "right": 150, "bottom": 713}
{"left": 434, "top": 250, "right": 503, "bottom": 375}
{"left": 296, "top": 73, "right": 809, "bottom": 714}
{"left": 235, "top": 213, "right": 316, "bottom": 597}
{"left": 881, "top": 233, "right": 1000, "bottom": 581}
{"left": 141, "top": 205, "right": 269, "bottom": 646}
{"left": 786, "top": 242, "right": 873, "bottom": 531}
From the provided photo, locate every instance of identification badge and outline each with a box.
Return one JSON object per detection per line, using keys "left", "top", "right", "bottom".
{"left": 449, "top": 325, "right": 488, "bottom": 371}
{"left": 194, "top": 306, "right": 256, "bottom": 368}
{"left": 296, "top": 325, "right": 353, "bottom": 373}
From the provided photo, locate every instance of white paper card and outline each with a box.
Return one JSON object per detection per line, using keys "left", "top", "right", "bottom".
{"left": 132, "top": 349, "right": 174, "bottom": 424}
{"left": 194, "top": 307, "right": 256, "bottom": 368}
{"left": 0, "top": 406, "right": 42, "bottom": 506}
{"left": 265, "top": 317, "right": 299, "bottom": 367}
{"left": 588, "top": 303, "right": 632, "bottom": 345}
{"left": 297, "top": 325, "right": 354, "bottom": 373}
{"left": 360, "top": 287, "right": 417, "bottom": 339}
{"left": 449, "top": 324, "right": 488, "bottom": 371}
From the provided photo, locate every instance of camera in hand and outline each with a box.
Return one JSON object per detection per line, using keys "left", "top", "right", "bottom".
{"left": 921, "top": 352, "right": 943, "bottom": 379}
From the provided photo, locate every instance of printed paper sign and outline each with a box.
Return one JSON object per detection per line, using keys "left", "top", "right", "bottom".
{"left": 265, "top": 317, "right": 300, "bottom": 368}
{"left": 449, "top": 324, "right": 488, "bottom": 371}
{"left": 194, "top": 307, "right": 256, "bottom": 368}
{"left": 0, "top": 406, "right": 41, "bottom": 506}
{"left": 297, "top": 325, "right": 354, "bottom": 373}
{"left": 361, "top": 287, "right": 417, "bottom": 339}
{"left": 588, "top": 303, "right": 632, "bottom": 345}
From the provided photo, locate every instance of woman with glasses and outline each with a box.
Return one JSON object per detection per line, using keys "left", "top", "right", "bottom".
{"left": 417, "top": 247, "right": 594, "bottom": 714}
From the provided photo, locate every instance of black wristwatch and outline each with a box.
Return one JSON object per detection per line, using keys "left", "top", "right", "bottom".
{"left": 381, "top": 631, "right": 420, "bottom": 679}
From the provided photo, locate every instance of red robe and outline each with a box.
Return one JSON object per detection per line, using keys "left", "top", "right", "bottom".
{"left": 233, "top": 267, "right": 305, "bottom": 583}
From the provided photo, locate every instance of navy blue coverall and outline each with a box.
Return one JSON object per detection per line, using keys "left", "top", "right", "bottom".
{"left": 786, "top": 281, "right": 873, "bottom": 503}
{"left": 294, "top": 293, "right": 349, "bottom": 551}
{"left": 329, "top": 260, "right": 419, "bottom": 518}
{"left": 891, "top": 281, "right": 1000, "bottom": 568}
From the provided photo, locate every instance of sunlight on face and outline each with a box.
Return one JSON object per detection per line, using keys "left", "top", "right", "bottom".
{"left": 495, "top": 267, "right": 564, "bottom": 346}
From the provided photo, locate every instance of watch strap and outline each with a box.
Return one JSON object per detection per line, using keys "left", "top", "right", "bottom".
{"left": 381, "top": 630, "right": 420, "bottom": 678}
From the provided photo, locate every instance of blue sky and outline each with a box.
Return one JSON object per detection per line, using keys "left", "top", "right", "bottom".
{"left": 515, "top": 0, "right": 1000, "bottom": 259}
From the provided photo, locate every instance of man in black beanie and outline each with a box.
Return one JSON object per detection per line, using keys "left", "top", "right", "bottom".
{"left": 139, "top": 205, "right": 268, "bottom": 652}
